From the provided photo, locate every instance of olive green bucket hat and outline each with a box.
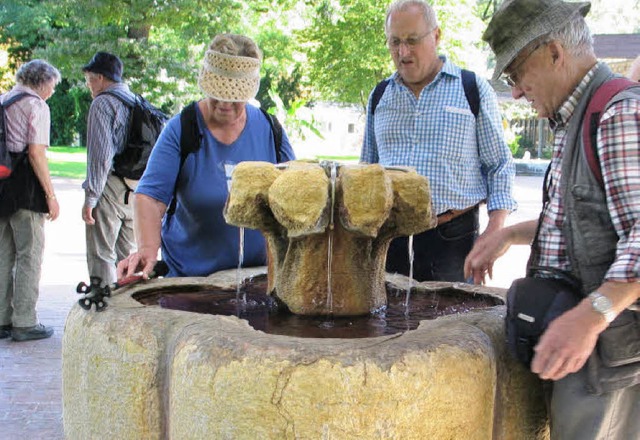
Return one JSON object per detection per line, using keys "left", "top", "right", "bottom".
{"left": 483, "top": 0, "right": 591, "bottom": 80}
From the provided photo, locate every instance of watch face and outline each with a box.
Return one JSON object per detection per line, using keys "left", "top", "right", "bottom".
{"left": 593, "top": 295, "right": 612, "bottom": 312}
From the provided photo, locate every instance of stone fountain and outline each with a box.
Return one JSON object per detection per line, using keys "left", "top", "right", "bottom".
{"left": 62, "top": 161, "right": 549, "bottom": 439}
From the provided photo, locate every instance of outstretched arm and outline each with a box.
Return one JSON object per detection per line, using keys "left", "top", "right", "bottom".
{"left": 464, "top": 219, "right": 538, "bottom": 284}
{"left": 117, "top": 193, "right": 166, "bottom": 279}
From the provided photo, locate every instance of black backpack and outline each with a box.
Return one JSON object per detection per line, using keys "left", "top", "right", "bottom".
{"left": 370, "top": 69, "right": 481, "bottom": 118}
{"left": 0, "top": 92, "right": 31, "bottom": 179}
{"left": 100, "top": 91, "right": 169, "bottom": 180}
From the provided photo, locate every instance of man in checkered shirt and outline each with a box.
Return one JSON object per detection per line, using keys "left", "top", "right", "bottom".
{"left": 467, "top": 1, "right": 640, "bottom": 438}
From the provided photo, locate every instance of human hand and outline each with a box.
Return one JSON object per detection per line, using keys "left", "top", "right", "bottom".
{"left": 464, "top": 229, "right": 511, "bottom": 284}
{"left": 46, "top": 197, "right": 60, "bottom": 221}
{"left": 530, "top": 300, "right": 605, "bottom": 381}
{"left": 117, "top": 249, "right": 158, "bottom": 280}
{"left": 81, "top": 205, "right": 95, "bottom": 225}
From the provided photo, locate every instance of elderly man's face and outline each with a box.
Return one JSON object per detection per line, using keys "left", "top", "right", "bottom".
{"left": 504, "top": 41, "right": 565, "bottom": 118}
{"left": 386, "top": 5, "right": 441, "bottom": 94}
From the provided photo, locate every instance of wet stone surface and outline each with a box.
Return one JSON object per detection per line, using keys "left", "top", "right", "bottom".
{"left": 135, "top": 276, "right": 503, "bottom": 339}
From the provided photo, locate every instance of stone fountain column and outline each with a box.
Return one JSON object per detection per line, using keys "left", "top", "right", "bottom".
{"left": 224, "top": 161, "right": 436, "bottom": 315}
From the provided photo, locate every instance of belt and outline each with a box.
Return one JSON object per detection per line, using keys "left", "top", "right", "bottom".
{"left": 436, "top": 204, "right": 478, "bottom": 226}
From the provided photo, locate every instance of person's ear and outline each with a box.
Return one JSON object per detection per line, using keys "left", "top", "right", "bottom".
{"left": 547, "top": 41, "right": 563, "bottom": 66}
{"left": 433, "top": 27, "right": 442, "bottom": 46}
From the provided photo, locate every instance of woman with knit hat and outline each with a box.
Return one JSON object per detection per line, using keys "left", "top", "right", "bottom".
{"left": 117, "top": 34, "right": 295, "bottom": 279}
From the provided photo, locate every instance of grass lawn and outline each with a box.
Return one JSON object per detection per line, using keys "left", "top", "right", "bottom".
{"left": 45, "top": 147, "right": 360, "bottom": 180}
{"left": 48, "top": 146, "right": 86, "bottom": 179}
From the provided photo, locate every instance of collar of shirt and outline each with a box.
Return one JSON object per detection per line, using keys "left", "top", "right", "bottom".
{"left": 550, "top": 62, "right": 600, "bottom": 128}
{"left": 391, "top": 55, "right": 461, "bottom": 91}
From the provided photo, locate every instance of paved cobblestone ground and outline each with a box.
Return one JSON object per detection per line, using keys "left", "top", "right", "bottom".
{"left": 0, "top": 175, "right": 542, "bottom": 439}
{"left": 1, "top": 178, "right": 85, "bottom": 440}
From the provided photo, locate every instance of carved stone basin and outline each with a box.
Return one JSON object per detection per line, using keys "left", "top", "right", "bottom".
{"left": 62, "top": 268, "right": 549, "bottom": 439}
{"left": 63, "top": 161, "right": 548, "bottom": 438}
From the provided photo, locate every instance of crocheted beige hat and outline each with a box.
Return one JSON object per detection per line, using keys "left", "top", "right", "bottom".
{"left": 198, "top": 50, "right": 261, "bottom": 102}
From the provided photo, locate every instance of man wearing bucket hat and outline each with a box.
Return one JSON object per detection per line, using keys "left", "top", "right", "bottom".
{"left": 360, "top": 0, "right": 516, "bottom": 283}
{"left": 81, "top": 51, "right": 136, "bottom": 287}
{"left": 465, "top": 0, "right": 640, "bottom": 437}
{"left": 117, "top": 34, "right": 295, "bottom": 279}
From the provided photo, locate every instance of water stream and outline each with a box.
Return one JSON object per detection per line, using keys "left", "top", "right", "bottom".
{"left": 404, "top": 234, "right": 414, "bottom": 316}
{"left": 326, "top": 162, "right": 338, "bottom": 315}
{"left": 236, "top": 227, "right": 245, "bottom": 303}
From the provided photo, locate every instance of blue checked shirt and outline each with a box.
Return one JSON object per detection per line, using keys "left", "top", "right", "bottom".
{"left": 361, "top": 58, "right": 516, "bottom": 215}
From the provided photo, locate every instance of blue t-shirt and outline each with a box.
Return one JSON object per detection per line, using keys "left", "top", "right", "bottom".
{"left": 136, "top": 103, "right": 295, "bottom": 277}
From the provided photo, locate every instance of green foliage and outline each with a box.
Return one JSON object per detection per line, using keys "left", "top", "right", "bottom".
{"left": 47, "top": 79, "right": 76, "bottom": 145}
{"left": 301, "top": 0, "right": 486, "bottom": 109}
{"left": 300, "top": 0, "right": 391, "bottom": 108}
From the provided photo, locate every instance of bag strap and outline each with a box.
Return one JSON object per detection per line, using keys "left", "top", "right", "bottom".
{"left": 582, "top": 77, "right": 638, "bottom": 188}
{"left": 1, "top": 92, "right": 32, "bottom": 108}
{"left": 166, "top": 101, "right": 200, "bottom": 216}
{"left": 460, "top": 69, "right": 480, "bottom": 119}
{"left": 370, "top": 79, "right": 390, "bottom": 116}
{"left": 370, "top": 70, "right": 480, "bottom": 118}
{"left": 259, "top": 107, "right": 283, "bottom": 163}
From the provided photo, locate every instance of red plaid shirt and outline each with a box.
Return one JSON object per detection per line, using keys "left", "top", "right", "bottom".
{"left": 533, "top": 63, "right": 640, "bottom": 282}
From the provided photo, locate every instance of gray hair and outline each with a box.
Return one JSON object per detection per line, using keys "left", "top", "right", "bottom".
{"left": 209, "top": 34, "right": 262, "bottom": 61}
{"left": 385, "top": 0, "right": 438, "bottom": 36}
{"left": 16, "top": 59, "right": 61, "bottom": 91}
{"left": 522, "top": 14, "right": 594, "bottom": 60}
{"left": 547, "top": 14, "right": 594, "bottom": 58}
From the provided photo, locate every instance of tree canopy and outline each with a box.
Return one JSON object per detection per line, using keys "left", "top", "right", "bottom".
{"left": 1, "top": 0, "right": 638, "bottom": 144}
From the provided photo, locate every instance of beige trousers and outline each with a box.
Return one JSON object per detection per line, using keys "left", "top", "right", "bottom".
{"left": 0, "top": 209, "right": 45, "bottom": 327}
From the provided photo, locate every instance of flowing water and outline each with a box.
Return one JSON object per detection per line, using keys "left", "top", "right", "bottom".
{"left": 236, "top": 227, "right": 245, "bottom": 303}
{"left": 326, "top": 162, "right": 338, "bottom": 315}
{"left": 405, "top": 234, "right": 414, "bottom": 316}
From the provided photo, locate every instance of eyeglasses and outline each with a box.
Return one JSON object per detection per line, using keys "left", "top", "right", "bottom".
{"left": 387, "top": 28, "right": 436, "bottom": 50}
{"left": 502, "top": 41, "right": 547, "bottom": 88}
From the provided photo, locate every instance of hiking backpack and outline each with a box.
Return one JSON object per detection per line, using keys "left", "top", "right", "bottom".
{"left": 0, "top": 92, "right": 31, "bottom": 179}
{"left": 100, "top": 91, "right": 169, "bottom": 180}
{"left": 370, "top": 69, "right": 481, "bottom": 118}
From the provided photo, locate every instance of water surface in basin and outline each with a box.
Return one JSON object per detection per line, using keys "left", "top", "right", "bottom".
{"left": 134, "top": 276, "right": 502, "bottom": 338}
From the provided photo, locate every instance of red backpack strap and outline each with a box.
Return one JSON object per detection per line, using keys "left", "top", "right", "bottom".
{"left": 582, "top": 77, "right": 637, "bottom": 187}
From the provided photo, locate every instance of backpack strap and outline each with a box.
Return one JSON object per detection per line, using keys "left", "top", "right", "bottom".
{"left": 167, "top": 101, "right": 201, "bottom": 216}
{"left": 370, "top": 79, "right": 390, "bottom": 116}
{"left": 99, "top": 90, "right": 137, "bottom": 107}
{"left": 259, "top": 107, "right": 283, "bottom": 163}
{"left": 582, "top": 77, "right": 638, "bottom": 188}
{"left": 1, "top": 92, "right": 32, "bottom": 108}
{"left": 460, "top": 69, "right": 480, "bottom": 119}
{"left": 370, "top": 71, "right": 480, "bottom": 118}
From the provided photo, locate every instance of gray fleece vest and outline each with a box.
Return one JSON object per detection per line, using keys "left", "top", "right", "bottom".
{"left": 559, "top": 64, "right": 640, "bottom": 295}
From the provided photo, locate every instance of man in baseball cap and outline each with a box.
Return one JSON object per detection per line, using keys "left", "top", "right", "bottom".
{"left": 81, "top": 51, "right": 136, "bottom": 288}
{"left": 465, "top": 1, "right": 640, "bottom": 438}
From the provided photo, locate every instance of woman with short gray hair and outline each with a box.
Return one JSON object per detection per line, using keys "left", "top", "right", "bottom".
{"left": 0, "top": 58, "right": 61, "bottom": 341}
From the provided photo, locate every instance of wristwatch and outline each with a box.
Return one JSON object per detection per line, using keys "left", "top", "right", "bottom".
{"left": 588, "top": 292, "right": 616, "bottom": 323}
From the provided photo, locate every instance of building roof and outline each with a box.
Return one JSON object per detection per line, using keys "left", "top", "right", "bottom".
{"left": 593, "top": 34, "right": 640, "bottom": 59}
